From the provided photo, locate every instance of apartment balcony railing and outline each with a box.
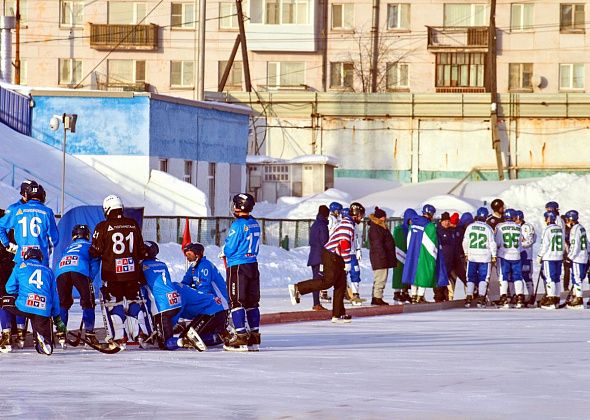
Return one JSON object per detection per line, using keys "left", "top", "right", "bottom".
{"left": 89, "top": 23, "right": 159, "bottom": 51}
{"left": 427, "top": 26, "right": 489, "bottom": 52}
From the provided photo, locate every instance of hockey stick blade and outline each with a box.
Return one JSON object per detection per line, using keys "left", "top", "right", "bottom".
{"left": 67, "top": 332, "right": 123, "bottom": 354}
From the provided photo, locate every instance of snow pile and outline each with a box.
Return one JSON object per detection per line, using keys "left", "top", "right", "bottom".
{"left": 144, "top": 170, "right": 208, "bottom": 216}
{"left": 254, "top": 188, "right": 351, "bottom": 219}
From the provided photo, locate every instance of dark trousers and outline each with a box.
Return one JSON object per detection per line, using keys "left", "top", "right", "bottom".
{"left": 57, "top": 272, "right": 95, "bottom": 310}
{"left": 154, "top": 307, "right": 180, "bottom": 345}
{"left": 226, "top": 262, "right": 260, "bottom": 309}
{"left": 310, "top": 265, "right": 321, "bottom": 306}
{"left": 297, "top": 250, "right": 346, "bottom": 317}
{"left": 6, "top": 306, "right": 52, "bottom": 344}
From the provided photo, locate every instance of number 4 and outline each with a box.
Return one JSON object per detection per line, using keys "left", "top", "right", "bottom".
{"left": 28, "top": 269, "right": 43, "bottom": 289}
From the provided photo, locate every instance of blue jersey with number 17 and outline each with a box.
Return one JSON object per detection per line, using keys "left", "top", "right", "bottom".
{"left": 223, "top": 216, "right": 261, "bottom": 267}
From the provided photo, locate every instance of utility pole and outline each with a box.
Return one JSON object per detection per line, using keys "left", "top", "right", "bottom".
{"left": 370, "top": 0, "right": 380, "bottom": 93}
{"left": 487, "top": 0, "right": 504, "bottom": 180}
{"left": 14, "top": 0, "right": 19, "bottom": 84}
{"left": 196, "top": 0, "right": 206, "bottom": 100}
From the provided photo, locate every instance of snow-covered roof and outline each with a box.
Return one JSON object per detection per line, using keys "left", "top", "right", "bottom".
{"left": 246, "top": 154, "right": 339, "bottom": 166}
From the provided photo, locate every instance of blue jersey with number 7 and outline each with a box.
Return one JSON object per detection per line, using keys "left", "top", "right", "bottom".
{"left": 223, "top": 216, "right": 261, "bottom": 267}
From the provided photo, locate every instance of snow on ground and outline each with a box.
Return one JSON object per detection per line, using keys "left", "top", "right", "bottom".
{"left": 3, "top": 309, "right": 590, "bottom": 418}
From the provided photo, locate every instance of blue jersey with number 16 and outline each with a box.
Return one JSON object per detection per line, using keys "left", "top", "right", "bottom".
{"left": 223, "top": 216, "right": 261, "bottom": 267}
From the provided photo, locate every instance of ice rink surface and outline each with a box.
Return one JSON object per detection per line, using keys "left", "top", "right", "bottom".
{"left": 2, "top": 308, "right": 590, "bottom": 419}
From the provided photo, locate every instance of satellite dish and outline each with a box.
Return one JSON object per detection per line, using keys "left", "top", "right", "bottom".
{"left": 532, "top": 75, "right": 543, "bottom": 88}
{"left": 49, "top": 116, "right": 60, "bottom": 131}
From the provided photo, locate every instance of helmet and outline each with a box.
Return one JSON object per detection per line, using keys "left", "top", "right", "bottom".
{"left": 545, "top": 201, "right": 559, "bottom": 211}
{"left": 476, "top": 207, "right": 489, "bottom": 220}
{"left": 144, "top": 241, "right": 159, "bottom": 259}
{"left": 490, "top": 198, "right": 504, "bottom": 213}
{"left": 20, "top": 179, "right": 45, "bottom": 202}
{"left": 566, "top": 210, "right": 579, "bottom": 222}
{"left": 23, "top": 247, "right": 43, "bottom": 262}
{"left": 341, "top": 208, "right": 350, "bottom": 218}
{"left": 183, "top": 242, "right": 204, "bottom": 256}
{"left": 103, "top": 195, "right": 123, "bottom": 216}
{"left": 329, "top": 202, "right": 343, "bottom": 213}
{"left": 349, "top": 202, "right": 365, "bottom": 218}
{"left": 232, "top": 193, "right": 255, "bottom": 213}
{"left": 422, "top": 204, "right": 436, "bottom": 216}
{"left": 514, "top": 210, "right": 524, "bottom": 220}
{"left": 20, "top": 179, "right": 37, "bottom": 197}
{"left": 544, "top": 211, "right": 557, "bottom": 222}
{"left": 503, "top": 208, "right": 516, "bottom": 221}
{"left": 72, "top": 224, "right": 90, "bottom": 240}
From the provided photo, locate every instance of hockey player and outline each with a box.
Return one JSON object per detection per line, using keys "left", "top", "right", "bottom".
{"left": 537, "top": 211, "right": 564, "bottom": 310}
{"left": 564, "top": 210, "right": 587, "bottom": 309}
{"left": 290, "top": 202, "right": 366, "bottom": 323}
{"left": 323, "top": 202, "right": 343, "bottom": 303}
{"left": 1, "top": 248, "right": 66, "bottom": 355}
{"left": 494, "top": 209, "right": 525, "bottom": 308}
{"left": 486, "top": 199, "right": 505, "bottom": 231}
{"left": 222, "top": 193, "right": 262, "bottom": 351}
{"left": 182, "top": 242, "right": 229, "bottom": 308}
{"left": 515, "top": 210, "right": 536, "bottom": 305}
{"left": 0, "top": 208, "right": 17, "bottom": 349}
{"left": 90, "top": 195, "right": 147, "bottom": 349}
{"left": 391, "top": 209, "right": 416, "bottom": 304}
{"left": 54, "top": 224, "right": 101, "bottom": 345}
{"left": 306, "top": 205, "right": 330, "bottom": 311}
{"left": 462, "top": 207, "right": 496, "bottom": 308}
{"left": 341, "top": 208, "right": 364, "bottom": 305}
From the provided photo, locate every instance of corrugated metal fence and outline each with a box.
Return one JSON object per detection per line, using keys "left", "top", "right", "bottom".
{"left": 143, "top": 216, "right": 404, "bottom": 249}
{"left": 0, "top": 85, "right": 32, "bottom": 136}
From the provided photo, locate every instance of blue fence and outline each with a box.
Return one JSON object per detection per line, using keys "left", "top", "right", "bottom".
{"left": 0, "top": 85, "right": 32, "bottom": 136}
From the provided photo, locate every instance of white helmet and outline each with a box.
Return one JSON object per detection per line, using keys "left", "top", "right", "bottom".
{"left": 103, "top": 194, "right": 123, "bottom": 216}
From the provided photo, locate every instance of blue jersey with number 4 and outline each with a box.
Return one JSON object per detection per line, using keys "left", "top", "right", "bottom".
{"left": 223, "top": 216, "right": 261, "bottom": 267}
{"left": 55, "top": 239, "right": 100, "bottom": 279}
{"left": 0, "top": 200, "right": 59, "bottom": 266}
{"left": 6, "top": 260, "right": 60, "bottom": 317}
{"left": 142, "top": 258, "right": 182, "bottom": 314}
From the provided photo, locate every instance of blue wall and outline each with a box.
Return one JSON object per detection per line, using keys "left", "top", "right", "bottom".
{"left": 31, "top": 95, "right": 150, "bottom": 155}
{"left": 149, "top": 99, "right": 249, "bottom": 164}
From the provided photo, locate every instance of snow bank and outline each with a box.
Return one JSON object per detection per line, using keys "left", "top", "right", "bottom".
{"left": 143, "top": 170, "right": 208, "bottom": 216}
{"left": 254, "top": 188, "right": 351, "bottom": 219}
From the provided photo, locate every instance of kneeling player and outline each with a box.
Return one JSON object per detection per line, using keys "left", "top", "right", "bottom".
{"left": 565, "top": 210, "right": 588, "bottom": 309}
{"left": 2, "top": 248, "right": 66, "bottom": 355}
{"left": 462, "top": 207, "right": 496, "bottom": 307}
{"left": 538, "top": 212, "right": 564, "bottom": 310}
{"left": 55, "top": 225, "right": 100, "bottom": 345}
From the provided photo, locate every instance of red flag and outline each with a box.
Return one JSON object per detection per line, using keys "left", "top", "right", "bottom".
{"left": 181, "top": 218, "right": 192, "bottom": 249}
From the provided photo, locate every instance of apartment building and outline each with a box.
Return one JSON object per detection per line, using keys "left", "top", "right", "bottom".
{"left": 3, "top": 0, "right": 589, "bottom": 96}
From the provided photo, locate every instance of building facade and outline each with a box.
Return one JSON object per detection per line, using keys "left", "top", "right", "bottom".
{"left": 3, "top": 0, "right": 590, "bottom": 96}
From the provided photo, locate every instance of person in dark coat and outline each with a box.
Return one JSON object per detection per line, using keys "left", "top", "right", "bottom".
{"left": 306, "top": 205, "right": 330, "bottom": 310}
{"left": 436, "top": 212, "right": 467, "bottom": 301}
{"left": 368, "top": 207, "right": 397, "bottom": 305}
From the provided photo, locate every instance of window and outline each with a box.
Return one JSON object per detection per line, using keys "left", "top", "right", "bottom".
{"left": 184, "top": 161, "right": 193, "bottom": 184}
{"left": 171, "top": 61, "right": 194, "bottom": 88}
{"left": 330, "top": 62, "right": 354, "bottom": 89}
{"left": 560, "top": 4, "right": 585, "bottom": 32}
{"left": 508, "top": 63, "right": 533, "bottom": 91}
{"left": 267, "top": 62, "right": 305, "bottom": 89}
{"left": 108, "top": 1, "right": 147, "bottom": 24}
{"left": 107, "top": 59, "right": 145, "bottom": 84}
{"left": 560, "top": 63, "right": 584, "bottom": 90}
{"left": 386, "top": 62, "right": 409, "bottom": 90}
{"left": 331, "top": 3, "right": 354, "bottom": 30}
{"left": 264, "top": 165, "right": 289, "bottom": 181}
{"left": 443, "top": 4, "right": 486, "bottom": 27}
{"left": 3, "top": 0, "right": 28, "bottom": 22}
{"left": 219, "top": 2, "right": 238, "bottom": 29}
{"left": 58, "top": 58, "right": 82, "bottom": 85}
{"left": 218, "top": 61, "right": 243, "bottom": 89}
{"left": 159, "top": 159, "right": 168, "bottom": 173}
{"left": 60, "top": 0, "right": 84, "bottom": 27}
{"left": 510, "top": 4, "right": 533, "bottom": 31}
{"left": 387, "top": 3, "right": 410, "bottom": 30}
{"left": 250, "top": 0, "right": 309, "bottom": 25}
{"left": 171, "top": 2, "right": 195, "bottom": 29}
{"left": 436, "top": 53, "right": 485, "bottom": 87}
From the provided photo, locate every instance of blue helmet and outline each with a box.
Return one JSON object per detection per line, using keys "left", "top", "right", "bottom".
{"left": 422, "top": 204, "right": 436, "bottom": 216}
{"left": 329, "top": 202, "right": 343, "bottom": 213}
{"left": 544, "top": 211, "right": 557, "bottom": 223}
{"left": 341, "top": 208, "right": 350, "bottom": 218}
{"left": 545, "top": 201, "right": 559, "bottom": 211}
{"left": 566, "top": 210, "right": 579, "bottom": 222}
{"left": 476, "top": 207, "right": 489, "bottom": 220}
{"left": 514, "top": 210, "right": 524, "bottom": 220}
{"left": 503, "top": 208, "right": 516, "bottom": 221}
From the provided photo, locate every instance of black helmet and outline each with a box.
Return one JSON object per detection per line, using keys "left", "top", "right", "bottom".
{"left": 183, "top": 242, "right": 204, "bottom": 256}
{"left": 232, "top": 193, "right": 255, "bottom": 213}
{"left": 490, "top": 198, "right": 504, "bottom": 213}
{"left": 72, "top": 224, "right": 90, "bottom": 240}
{"left": 23, "top": 247, "right": 43, "bottom": 262}
{"left": 20, "top": 179, "right": 45, "bottom": 202}
{"left": 349, "top": 202, "right": 365, "bottom": 218}
{"left": 144, "top": 241, "right": 159, "bottom": 259}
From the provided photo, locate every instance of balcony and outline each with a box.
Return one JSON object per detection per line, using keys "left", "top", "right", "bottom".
{"left": 89, "top": 23, "right": 159, "bottom": 51}
{"left": 95, "top": 73, "right": 150, "bottom": 92}
{"left": 427, "top": 26, "right": 489, "bottom": 52}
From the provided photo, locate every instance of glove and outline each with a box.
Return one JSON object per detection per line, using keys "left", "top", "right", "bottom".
{"left": 53, "top": 316, "right": 67, "bottom": 334}
{"left": 491, "top": 256, "right": 497, "bottom": 265}
{"left": 344, "top": 263, "right": 351, "bottom": 273}
{"left": 1, "top": 295, "right": 16, "bottom": 308}
{"left": 537, "top": 256, "right": 542, "bottom": 264}
{"left": 356, "top": 250, "right": 362, "bottom": 262}
{"left": 6, "top": 242, "right": 17, "bottom": 254}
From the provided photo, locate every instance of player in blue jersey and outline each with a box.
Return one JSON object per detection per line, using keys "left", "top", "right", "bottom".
{"left": 54, "top": 225, "right": 101, "bottom": 345}
{"left": 221, "top": 193, "right": 262, "bottom": 351}
{"left": 0, "top": 180, "right": 59, "bottom": 267}
{"left": 1, "top": 248, "right": 66, "bottom": 355}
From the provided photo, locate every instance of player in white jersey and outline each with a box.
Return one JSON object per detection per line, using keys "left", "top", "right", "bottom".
{"left": 462, "top": 207, "right": 497, "bottom": 308}
{"left": 537, "top": 211, "right": 565, "bottom": 310}
{"left": 494, "top": 209, "right": 525, "bottom": 308}
{"left": 323, "top": 201, "right": 343, "bottom": 303}
{"left": 565, "top": 210, "right": 588, "bottom": 309}
{"left": 515, "top": 210, "right": 537, "bottom": 305}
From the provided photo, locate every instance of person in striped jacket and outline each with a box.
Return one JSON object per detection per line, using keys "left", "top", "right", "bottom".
{"left": 289, "top": 202, "right": 366, "bottom": 323}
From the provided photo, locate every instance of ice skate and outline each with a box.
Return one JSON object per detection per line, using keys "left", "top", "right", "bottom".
{"left": 515, "top": 294, "right": 526, "bottom": 309}
{"left": 464, "top": 295, "right": 473, "bottom": 308}
{"left": 494, "top": 294, "right": 510, "bottom": 308}
{"left": 56, "top": 332, "right": 66, "bottom": 349}
{"left": 320, "top": 290, "right": 331, "bottom": 303}
{"left": 393, "top": 292, "right": 404, "bottom": 305}
{"left": 477, "top": 295, "right": 487, "bottom": 308}
{"left": 288, "top": 284, "right": 300, "bottom": 305}
{"left": 0, "top": 332, "right": 12, "bottom": 354}
{"left": 401, "top": 291, "right": 413, "bottom": 303}
{"left": 185, "top": 327, "right": 208, "bottom": 352}
{"left": 15, "top": 328, "right": 26, "bottom": 349}
{"left": 540, "top": 296, "right": 557, "bottom": 310}
{"left": 85, "top": 330, "right": 100, "bottom": 347}
{"left": 248, "top": 331, "right": 261, "bottom": 352}
{"left": 331, "top": 314, "right": 352, "bottom": 324}
{"left": 351, "top": 293, "right": 363, "bottom": 306}
{"left": 567, "top": 297, "right": 584, "bottom": 310}
{"left": 35, "top": 334, "right": 53, "bottom": 356}
{"left": 223, "top": 332, "right": 249, "bottom": 352}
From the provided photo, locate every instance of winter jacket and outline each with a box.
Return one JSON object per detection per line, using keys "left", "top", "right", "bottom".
{"left": 307, "top": 212, "right": 329, "bottom": 266}
{"left": 368, "top": 214, "right": 397, "bottom": 270}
